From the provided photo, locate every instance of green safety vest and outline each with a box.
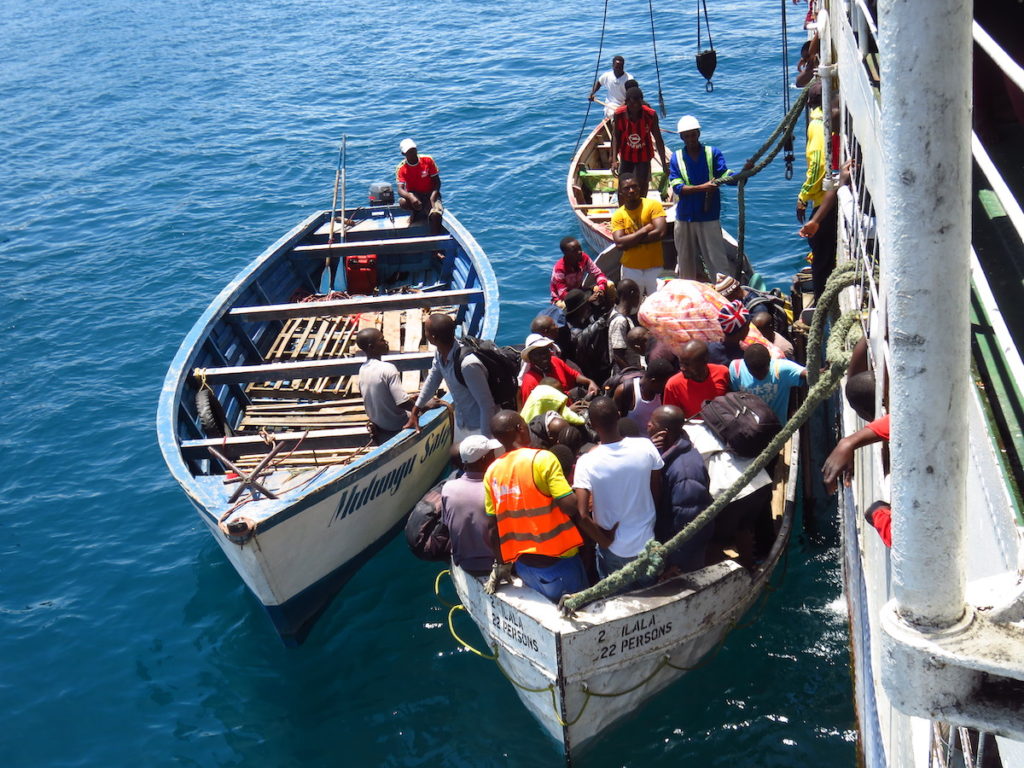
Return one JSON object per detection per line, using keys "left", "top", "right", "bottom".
{"left": 671, "top": 146, "right": 731, "bottom": 187}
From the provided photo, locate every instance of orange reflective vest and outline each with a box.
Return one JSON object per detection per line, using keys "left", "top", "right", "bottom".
{"left": 487, "top": 449, "right": 583, "bottom": 563}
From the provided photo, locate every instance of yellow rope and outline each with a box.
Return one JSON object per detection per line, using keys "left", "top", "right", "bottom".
{"left": 447, "top": 605, "right": 498, "bottom": 660}
{"left": 433, "top": 569, "right": 459, "bottom": 610}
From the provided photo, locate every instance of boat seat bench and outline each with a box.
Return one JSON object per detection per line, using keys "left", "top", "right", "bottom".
{"left": 228, "top": 288, "right": 482, "bottom": 322}
{"left": 195, "top": 351, "right": 434, "bottom": 384}
{"left": 291, "top": 234, "right": 452, "bottom": 258}
{"left": 181, "top": 426, "right": 374, "bottom": 459}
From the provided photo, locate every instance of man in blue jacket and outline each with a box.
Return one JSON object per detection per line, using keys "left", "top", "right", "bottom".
{"left": 648, "top": 405, "right": 714, "bottom": 572}
{"left": 668, "top": 115, "right": 736, "bottom": 282}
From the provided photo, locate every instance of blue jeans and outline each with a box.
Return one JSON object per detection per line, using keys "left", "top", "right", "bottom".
{"left": 597, "top": 547, "right": 657, "bottom": 590}
{"left": 515, "top": 555, "right": 589, "bottom": 602}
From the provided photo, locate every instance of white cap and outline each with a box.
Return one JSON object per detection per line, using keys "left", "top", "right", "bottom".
{"left": 459, "top": 435, "right": 503, "bottom": 464}
{"left": 399, "top": 138, "right": 417, "bottom": 154}
{"left": 521, "top": 333, "right": 555, "bottom": 360}
{"left": 676, "top": 115, "right": 701, "bottom": 133}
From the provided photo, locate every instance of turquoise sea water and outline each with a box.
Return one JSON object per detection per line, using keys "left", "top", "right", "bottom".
{"left": 0, "top": 0, "right": 854, "bottom": 765}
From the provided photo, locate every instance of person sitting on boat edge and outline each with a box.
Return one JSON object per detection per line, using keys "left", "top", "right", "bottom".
{"left": 613, "top": 358, "right": 675, "bottom": 433}
{"left": 648, "top": 405, "right": 714, "bottom": 573}
{"left": 611, "top": 173, "right": 668, "bottom": 299}
{"left": 669, "top": 115, "right": 737, "bottom": 281}
{"left": 483, "top": 411, "right": 610, "bottom": 602}
{"left": 608, "top": 278, "right": 642, "bottom": 373}
{"left": 588, "top": 54, "right": 632, "bottom": 119}
{"left": 520, "top": 333, "right": 599, "bottom": 407}
{"left": 406, "top": 313, "right": 497, "bottom": 439}
{"left": 356, "top": 327, "right": 414, "bottom": 444}
{"left": 610, "top": 87, "right": 667, "bottom": 197}
{"left": 550, "top": 236, "right": 608, "bottom": 305}
{"left": 573, "top": 397, "right": 664, "bottom": 583}
{"left": 728, "top": 344, "right": 807, "bottom": 426}
{"left": 707, "top": 300, "right": 751, "bottom": 366}
{"left": 444, "top": 435, "right": 504, "bottom": 576}
{"left": 663, "top": 340, "right": 730, "bottom": 419}
{"left": 396, "top": 138, "right": 443, "bottom": 236}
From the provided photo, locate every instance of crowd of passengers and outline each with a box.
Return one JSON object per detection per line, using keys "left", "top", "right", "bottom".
{"left": 361, "top": 221, "right": 814, "bottom": 602}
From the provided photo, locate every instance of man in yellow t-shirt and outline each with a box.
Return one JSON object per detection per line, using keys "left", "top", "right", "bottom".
{"left": 610, "top": 173, "right": 667, "bottom": 298}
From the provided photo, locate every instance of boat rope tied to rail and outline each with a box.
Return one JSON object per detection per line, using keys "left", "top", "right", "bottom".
{"left": 730, "top": 83, "right": 812, "bottom": 258}
{"left": 559, "top": 261, "right": 865, "bottom": 615}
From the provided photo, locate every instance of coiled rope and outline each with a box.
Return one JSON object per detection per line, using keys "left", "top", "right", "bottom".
{"left": 560, "top": 259, "right": 863, "bottom": 615}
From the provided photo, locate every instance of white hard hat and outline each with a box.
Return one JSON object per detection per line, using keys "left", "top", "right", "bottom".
{"left": 676, "top": 115, "right": 701, "bottom": 133}
{"left": 399, "top": 138, "right": 417, "bottom": 154}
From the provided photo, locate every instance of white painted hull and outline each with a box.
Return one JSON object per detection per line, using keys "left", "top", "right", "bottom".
{"left": 197, "top": 413, "right": 452, "bottom": 641}
{"left": 450, "top": 438, "right": 797, "bottom": 757}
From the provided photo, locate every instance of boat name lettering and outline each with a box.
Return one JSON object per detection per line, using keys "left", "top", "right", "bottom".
{"left": 331, "top": 457, "right": 416, "bottom": 522}
{"left": 420, "top": 422, "right": 453, "bottom": 464}
{"left": 491, "top": 608, "right": 539, "bottom": 652}
{"left": 620, "top": 615, "right": 657, "bottom": 638}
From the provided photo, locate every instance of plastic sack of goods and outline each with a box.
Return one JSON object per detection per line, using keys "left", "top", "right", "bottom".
{"left": 638, "top": 279, "right": 782, "bottom": 357}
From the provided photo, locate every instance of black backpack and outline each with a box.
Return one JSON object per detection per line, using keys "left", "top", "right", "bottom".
{"left": 569, "top": 313, "right": 611, "bottom": 384}
{"left": 699, "top": 391, "right": 781, "bottom": 458}
{"left": 453, "top": 336, "right": 521, "bottom": 410}
{"left": 405, "top": 480, "right": 451, "bottom": 561}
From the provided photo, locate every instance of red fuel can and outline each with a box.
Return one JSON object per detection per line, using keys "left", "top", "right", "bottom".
{"left": 345, "top": 253, "right": 378, "bottom": 295}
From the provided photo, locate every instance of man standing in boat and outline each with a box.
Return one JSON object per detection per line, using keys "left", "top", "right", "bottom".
{"left": 668, "top": 115, "right": 736, "bottom": 280}
{"left": 406, "top": 313, "right": 496, "bottom": 439}
{"left": 610, "top": 173, "right": 667, "bottom": 298}
{"left": 588, "top": 55, "right": 632, "bottom": 120}
{"left": 483, "top": 411, "right": 609, "bottom": 602}
{"left": 610, "top": 87, "right": 667, "bottom": 197}
{"left": 396, "top": 138, "right": 443, "bottom": 236}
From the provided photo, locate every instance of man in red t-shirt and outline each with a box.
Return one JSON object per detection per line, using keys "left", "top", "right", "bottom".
{"left": 396, "top": 138, "right": 443, "bottom": 235}
{"left": 519, "top": 335, "right": 599, "bottom": 406}
{"left": 662, "top": 340, "right": 730, "bottom": 418}
{"left": 610, "top": 87, "right": 667, "bottom": 196}
{"left": 822, "top": 413, "right": 892, "bottom": 546}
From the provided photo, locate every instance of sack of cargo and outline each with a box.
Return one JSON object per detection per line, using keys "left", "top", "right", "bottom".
{"left": 405, "top": 480, "right": 450, "bottom": 561}
{"left": 699, "top": 391, "right": 781, "bottom": 458}
{"left": 638, "top": 279, "right": 781, "bottom": 358}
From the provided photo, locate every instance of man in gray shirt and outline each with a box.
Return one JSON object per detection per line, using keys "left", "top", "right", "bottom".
{"left": 442, "top": 434, "right": 503, "bottom": 575}
{"left": 405, "top": 313, "right": 497, "bottom": 439}
{"left": 356, "top": 328, "right": 413, "bottom": 444}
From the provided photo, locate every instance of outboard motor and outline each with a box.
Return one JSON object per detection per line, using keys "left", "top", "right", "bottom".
{"left": 368, "top": 181, "right": 394, "bottom": 206}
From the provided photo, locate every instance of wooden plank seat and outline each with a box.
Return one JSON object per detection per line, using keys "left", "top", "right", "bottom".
{"left": 228, "top": 288, "right": 482, "bottom": 322}
{"left": 291, "top": 234, "right": 452, "bottom": 258}
{"left": 195, "top": 351, "right": 434, "bottom": 385}
{"left": 181, "top": 426, "right": 373, "bottom": 460}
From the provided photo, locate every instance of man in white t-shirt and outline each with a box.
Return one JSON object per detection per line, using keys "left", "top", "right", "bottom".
{"left": 588, "top": 55, "right": 632, "bottom": 119}
{"left": 573, "top": 396, "right": 664, "bottom": 582}
{"left": 356, "top": 328, "right": 413, "bottom": 443}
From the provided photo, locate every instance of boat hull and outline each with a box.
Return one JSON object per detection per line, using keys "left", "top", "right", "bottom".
{"left": 198, "top": 413, "right": 452, "bottom": 643}
{"left": 450, "top": 436, "right": 798, "bottom": 757}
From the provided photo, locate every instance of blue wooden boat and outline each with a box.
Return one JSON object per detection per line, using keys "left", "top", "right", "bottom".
{"left": 157, "top": 203, "right": 498, "bottom": 644}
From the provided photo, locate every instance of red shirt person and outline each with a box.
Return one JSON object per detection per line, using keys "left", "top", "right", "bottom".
{"left": 519, "top": 335, "right": 599, "bottom": 406}
{"left": 662, "top": 340, "right": 730, "bottom": 418}
{"left": 396, "top": 138, "right": 443, "bottom": 235}
{"left": 550, "top": 236, "right": 608, "bottom": 303}
{"left": 610, "top": 86, "right": 667, "bottom": 196}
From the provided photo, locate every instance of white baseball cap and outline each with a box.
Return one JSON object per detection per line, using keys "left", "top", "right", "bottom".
{"left": 676, "top": 115, "right": 701, "bottom": 133}
{"left": 459, "top": 435, "right": 503, "bottom": 464}
{"left": 399, "top": 138, "right": 417, "bottom": 154}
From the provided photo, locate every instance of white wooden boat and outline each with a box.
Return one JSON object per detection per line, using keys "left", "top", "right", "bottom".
{"left": 448, "top": 435, "right": 798, "bottom": 759}
{"left": 158, "top": 203, "right": 497, "bottom": 644}
{"left": 566, "top": 120, "right": 742, "bottom": 283}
